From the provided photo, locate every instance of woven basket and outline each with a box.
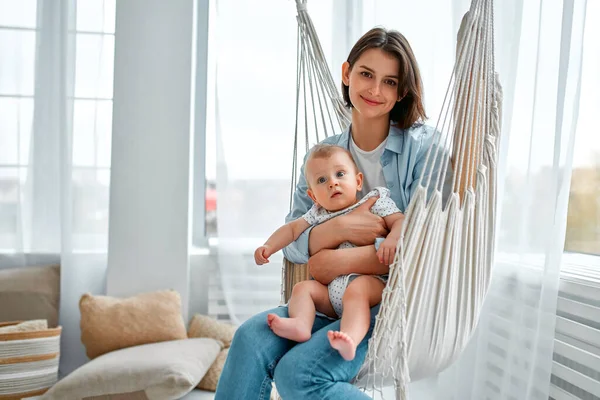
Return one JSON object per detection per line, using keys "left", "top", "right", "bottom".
{"left": 0, "top": 321, "right": 61, "bottom": 400}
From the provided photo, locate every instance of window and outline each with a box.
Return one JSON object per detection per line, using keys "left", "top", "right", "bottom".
{"left": 563, "top": 0, "right": 600, "bottom": 256}
{"left": 71, "top": 0, "right": 116, "bottom": 251}
{"left": 0, "top": 0, "right": 37, "bottom": 250}
{"left": 204, "top": 0, "right": 217, "bottom": 239}
{"left": 0, "top": 0, "right": 116, "bottom": 252}
{"left": 195, "top": 0, "right": 341, "bottom": 246}
{"left": 190, "top": 0, "right": 217, "bottom": 245}
{"left": 553, "top": 3, "right": 600, "bottom": 398}
{"left": 199, "top": 0, "right": 347, "bottom": 322}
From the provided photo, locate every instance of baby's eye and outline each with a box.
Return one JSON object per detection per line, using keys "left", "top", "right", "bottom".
{"left": 361, "top": 71, "right": 372, "bottom": 78}
{"left": 317, "top": 177, "right": 326, "bottom": 184}
{"left": 336, "top": 171, "right": 345, "bottom": 178}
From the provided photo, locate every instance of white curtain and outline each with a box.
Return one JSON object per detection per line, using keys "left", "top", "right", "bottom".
{"left": 0, "top": 0, "right": 115, "bottom": 376}
{"left": 426, "top": 1, "right": 593, "bottom": 399}
{"left": 342, "top": 1, "right": 589, "bottom": 398}
{"left": 211, "top": 0, "right": 339, "bottom": 324}
{"left": 213, "top": 0, "right": 590, "bottom": 398}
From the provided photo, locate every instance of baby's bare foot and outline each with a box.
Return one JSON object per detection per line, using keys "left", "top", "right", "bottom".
{"left": 267, "top": 314, "right": 311, "bottom": 342}
{"left": 327, "top": 330, "right": 357, "bottom": 361}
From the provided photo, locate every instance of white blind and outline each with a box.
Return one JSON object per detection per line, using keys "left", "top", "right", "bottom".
{"left": 479, "top": 254, "right": 600, "bottom": 400}
{"left": 551, "top": 254, "right": 600, "bottom": 400}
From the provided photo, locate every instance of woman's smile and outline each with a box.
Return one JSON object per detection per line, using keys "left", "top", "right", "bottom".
{"left": 360, "top": 95, "right": 383, "bottom": 106}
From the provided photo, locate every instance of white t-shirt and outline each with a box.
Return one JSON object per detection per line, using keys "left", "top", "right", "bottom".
{"left": 349, "top": 135, "right": 387, "bottom": 198}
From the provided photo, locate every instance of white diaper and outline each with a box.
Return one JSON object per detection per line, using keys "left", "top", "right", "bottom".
{"left": 328, "top": 273, "right": 388, "bottom": 317}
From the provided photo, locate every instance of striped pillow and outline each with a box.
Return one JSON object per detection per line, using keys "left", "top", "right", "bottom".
{"left": 0, "top": 321, "right": 61, "bottom": 399}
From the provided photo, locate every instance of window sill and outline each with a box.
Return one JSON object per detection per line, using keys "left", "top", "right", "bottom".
{"left": 561, "top": 251, "right": 600, "bottom": 287}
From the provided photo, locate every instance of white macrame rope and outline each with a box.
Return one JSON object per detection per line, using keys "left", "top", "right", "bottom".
{"left": 304, "top": 35, "right": 321, "bottom": 144}
{"left": 283, "top": 0, "right": 351, "bottom": 305}
{"left": 282, "top": 0, "right": 501, "bottom": 399}
{"left": 422, "top": 5, "right": 479, "bottom": 193}
{"left": 288, "top": 0, "right": 351, "bottom": 209}
{"left": 356, "top": 0, "right": 500, "bottom": 397}
{"left": 448, "top": 8, "right": 483, "bottom": 194}
{"left": 427, "top": 3, "right": 477, "bottom": 188}
{"left": 296, "top": 3, "right": 350, "bottom": 125}
{"left": 304, "top": 24, "right": 336, "bottom": 140}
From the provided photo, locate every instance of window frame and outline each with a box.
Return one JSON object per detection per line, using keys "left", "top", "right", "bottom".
{"left": 191, "top": 0, "right": 210, "bottom": 248}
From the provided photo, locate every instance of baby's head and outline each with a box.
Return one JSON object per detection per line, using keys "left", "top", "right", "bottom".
{"left": 305, "top": 144, "right": 363, "bottom": 212}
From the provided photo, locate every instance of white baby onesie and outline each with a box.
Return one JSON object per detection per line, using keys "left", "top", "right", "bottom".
{"left": 302, "top": 187, "right": 400, "bottom": 317}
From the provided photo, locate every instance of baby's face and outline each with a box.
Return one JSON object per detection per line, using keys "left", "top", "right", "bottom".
{"left": 306, "top": 152, "right": 362, "bottom": 212}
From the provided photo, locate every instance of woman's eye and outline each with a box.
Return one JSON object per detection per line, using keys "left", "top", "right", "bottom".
{"left": 336, "top": 171, "right": 345, "bottom": 178}
{"left": 386, "top": 80, "right": 397, "bottom": 86}
{"left": 361, "top": 71, "right": 372, "bottom": 78}
{"left": 317, "top": 177, "right": 326, "bottom": 184}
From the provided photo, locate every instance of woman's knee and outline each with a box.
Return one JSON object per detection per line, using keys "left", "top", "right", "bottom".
{"left": 230, "top": 317, "right": 255, "bottom": 349}
{"left": 273, "top": 351, "right": 310, "bottom": 397}
{"left": 274, "top": 341, "right": 361, "bottom": 398}
{"left": 231, "top": 308, "right": 288, "bottom": 351}
{"left": 228, "top": 320, "right": 259, "bottom": 361}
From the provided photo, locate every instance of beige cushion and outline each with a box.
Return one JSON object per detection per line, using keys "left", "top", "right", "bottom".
{"left": 80, "top": 290, "right": 187, "bottom": 359}
{"left": 187, "top": 315, "right": 237, "bottom": 392}
{"left": 0, "top": 265, "right": 60, "bottom": 327}
{"left": 42, "top": 338, "right": 222, "bottom": 400}
{"left": 197, "top": 348, "right": 228, "bottom": 391}
{"left": 188, "top": 314, "right": 236, "bottom": 348}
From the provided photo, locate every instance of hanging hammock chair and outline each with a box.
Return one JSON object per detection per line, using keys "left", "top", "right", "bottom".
{"left": 281, "top": 0, "right": 502, "bottom": 398}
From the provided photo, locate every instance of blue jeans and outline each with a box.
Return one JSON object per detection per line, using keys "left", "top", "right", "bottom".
{"left": 214, "top": 304, "right": 380, "bottom": 400}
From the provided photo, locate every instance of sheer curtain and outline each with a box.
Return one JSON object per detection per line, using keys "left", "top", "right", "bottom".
{"left": 213, "top": 1, "right": 587, "bottom": 398}
{"left": 0, "top": 0, "right": 115, "bottom": 375}
{"left": 431, "top": 1, "right": 589, "bottom": 398}
{"left": 356, "top": 0, "right": 587, "bottom": 398}
{"left": 211, "top": 0, "right": 338, "bottom": 324}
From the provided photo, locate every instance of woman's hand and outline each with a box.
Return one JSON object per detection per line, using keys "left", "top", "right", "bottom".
{"left": 307, "top": 196, "right": 388, "bottom": 255}
{"left": 338, "top": 197, "right": 388, "bottom": 246}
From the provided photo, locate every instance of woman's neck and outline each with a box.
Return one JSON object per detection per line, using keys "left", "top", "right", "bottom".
{"left": 350, "top": 112, "right": 390, "bottom": 151}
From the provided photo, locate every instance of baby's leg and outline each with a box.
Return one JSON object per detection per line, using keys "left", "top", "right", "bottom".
{"left": 328, "top": 275, "right": 385, "bottom": 360}
{"left": 268, "top": 280, "right": 335, "bottom": 342}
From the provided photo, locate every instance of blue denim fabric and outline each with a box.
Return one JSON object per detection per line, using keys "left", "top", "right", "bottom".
{"left": 214, "top": 305, "right": 380, "bottom": 400}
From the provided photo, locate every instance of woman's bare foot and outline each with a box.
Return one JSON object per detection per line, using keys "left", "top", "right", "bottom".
{"left": 327, "top": 330, "right": 357, "bottom": 361}
{"left": 266, "top": 314, "right": 311, "bottom": 342}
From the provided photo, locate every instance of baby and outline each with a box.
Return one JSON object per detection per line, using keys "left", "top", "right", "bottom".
{"left": 254, "top": 144, "right": 405, "bottom": 361}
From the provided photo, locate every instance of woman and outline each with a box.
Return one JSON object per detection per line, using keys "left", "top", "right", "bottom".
{"left": 215, "top": 27, "right": 452, "bottom": 400}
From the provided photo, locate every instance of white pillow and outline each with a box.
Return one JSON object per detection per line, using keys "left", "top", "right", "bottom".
{"left": 42, "top": 338, "right": 221, "bottom": 400}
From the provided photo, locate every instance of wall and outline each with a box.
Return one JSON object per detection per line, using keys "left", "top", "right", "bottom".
{"left": 106, "top": 0, "right": 198, "bottom": 320}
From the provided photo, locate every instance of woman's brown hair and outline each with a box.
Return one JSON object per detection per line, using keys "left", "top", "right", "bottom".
{"left": 342, "top": 27, "right": 427, "bottom": 129}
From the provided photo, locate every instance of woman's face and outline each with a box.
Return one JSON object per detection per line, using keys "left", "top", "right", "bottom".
{"left": 342, "top": 48, "right": 402, "bottom": 120}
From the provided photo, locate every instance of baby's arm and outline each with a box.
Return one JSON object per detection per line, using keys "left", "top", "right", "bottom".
{"left": 255, "top": 218, "right": 311, "bottom": 265}
{"left": 376, "top": 212, "right": 406, "bottom": 265}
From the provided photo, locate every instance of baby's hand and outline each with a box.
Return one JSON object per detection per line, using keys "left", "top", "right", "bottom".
{"left": 254, "top": 245, "right": 273, "bottom": 265}
{"left": 377, "top": 237, "right": 399, "bottom": 266}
